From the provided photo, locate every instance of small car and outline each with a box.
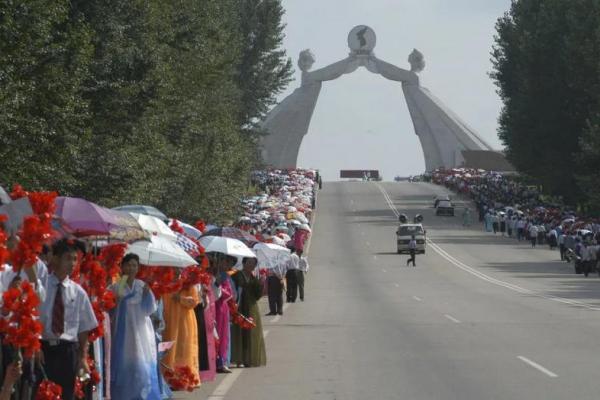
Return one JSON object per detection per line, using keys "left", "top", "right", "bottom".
{"left": 433, "top": 195, "right": 450, "bottom": 208}
{"left": 435, "top": 200, "right": 455, "bottom": 216}
{"left": 396, "top": 224, "right": 426, "bottom": 254}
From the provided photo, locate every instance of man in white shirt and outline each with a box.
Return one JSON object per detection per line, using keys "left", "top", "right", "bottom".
{"left": 266, "top": 259, "right": 286, "bottom": 316}
{"left": 286, "top": 251, "right": 300, "bottom": 303}
{"left": 529, "top": 224, "right": 539, "bottom": 248}
{"left": 39, "top": 239, "right": 98, "bottom": 400}
{"left": 296, "top": 249, "right": 310, "bottom": 302}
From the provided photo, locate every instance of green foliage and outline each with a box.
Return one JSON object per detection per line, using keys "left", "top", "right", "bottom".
{"left": 576, "top": 117, "right": 600, "bottom": 214}
{"left": 235, "top": 0, "right": 293, "bottom": 134}
{"left": 491, "top": 0, "right": 600, "bottom": 205}
{"left": 0, "top": 0, "right": 293, "bottom": 223}
{"left": 0, "top": 0, "right": 93, "bottom": 194}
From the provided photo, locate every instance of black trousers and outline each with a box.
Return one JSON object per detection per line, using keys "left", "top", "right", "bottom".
{"left": 296, "top": 271, "right": 305, "bottom": 301}
{"left": 40, "top": 340, "right": 79, "bottom": 400}
{"left": 559, "top": 244, "right": 566, "bottom": 260}
{"left": 583, "top": 260, "right": 593, "bottom": 277}
{"left": 286, "top": 270, "right": 298, "bottom": 303}
{"left": 267, "top": 276, "right": 283, "bottom": 314}
{"left": 407, "top": 249, "right": 416, "bottom": 266}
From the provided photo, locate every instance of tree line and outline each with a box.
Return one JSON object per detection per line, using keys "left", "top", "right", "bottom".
{"left": 0, "top": 0, "right": 293, "bottom": 222}
{"left": 491, "top": 0, "right": 600, "bottom": 213}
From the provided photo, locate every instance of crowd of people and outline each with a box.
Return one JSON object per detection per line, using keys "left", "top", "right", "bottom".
{"left": 431, "top": 168, "right": 600, "bottom": 276}
{"left": 0, "top": 168, "right": 318, "bottom": 399}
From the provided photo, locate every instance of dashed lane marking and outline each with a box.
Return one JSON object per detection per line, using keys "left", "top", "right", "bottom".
{"left": 444, "top": 314, "right": 461, "bottom": 324}
{"left": 517, "top": 356, "right": 558, "bottom": 378}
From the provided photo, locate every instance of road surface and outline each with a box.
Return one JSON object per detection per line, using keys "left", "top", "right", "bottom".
{"left": 185, "top": 182, "right": 600, "bottom": 400}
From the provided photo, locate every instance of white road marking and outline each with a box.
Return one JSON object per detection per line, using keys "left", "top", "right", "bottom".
{"left": 373, "top": 255, "right": 378, "bottom": 260}
{"left": 517, "top": 356, "right": 558, "bottom": 378}
{"left": 263, "top": 329, "right": 270, "bottom": 338}
{"left": 394, "top": 283, "right": 400, "bottom": 287}
{"left": 376, "top": 183, "right": 600, "bottom": 312}
{"left": 444, "top": 314, "right": 461, "bottom": 323}
{"left": 208, "top": 369, "right": 243, "bottom": 398}
{"left": 382, "top": 269, "right": 387, "bottom": 273}
{"left": 413, "top": 296, "right": 423, "bottom": 302}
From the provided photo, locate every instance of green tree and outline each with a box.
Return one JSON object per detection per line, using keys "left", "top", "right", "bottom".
{"left": 576, "top": 117, "right": 600, "bottom": 214}
{"left": 491, "top": 0, "right": 600, "bottom": 204}
{"left": 0, "top": 0, "right": 93, "bottom": 193}
{"left": 235, "top": 0, "right": 293, "bottom": 134}
{"left": 69, "top": 0, "right": 168, "bottom": 206}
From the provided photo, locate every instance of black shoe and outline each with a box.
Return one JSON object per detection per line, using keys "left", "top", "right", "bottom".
{"left": 278, "top": 311, "right": 283, "bottom": 315}
{"left": 217, "top": 366, "right": 232, "bottom": 373}
{"left": 265, "top": 312, "right": 276, "bottom": 316}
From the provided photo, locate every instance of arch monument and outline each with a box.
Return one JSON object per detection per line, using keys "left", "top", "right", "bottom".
{"left": 260, "top": 25, "right": 500, "bottom": 171}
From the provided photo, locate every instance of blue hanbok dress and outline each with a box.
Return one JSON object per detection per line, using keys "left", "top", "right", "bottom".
{"left": 110, "top": 279, "right": 161, "bottom": 400}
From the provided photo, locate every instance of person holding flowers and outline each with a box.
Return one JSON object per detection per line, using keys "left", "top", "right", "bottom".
{"left": 38, "top": 239, "right": 97, "bottom": 400}
{"left": 162, "top": 271, "right": 201, "bottom": 388}
{"left": 109, "top": 253, "right": 160, "bottom": 399}
{"left": 230, "top": 257, "right": 266, "bottom": 368}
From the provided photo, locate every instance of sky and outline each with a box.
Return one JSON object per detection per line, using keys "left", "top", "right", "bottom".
{"left": 276, "top": 0, "right": 512, "bottom": 181}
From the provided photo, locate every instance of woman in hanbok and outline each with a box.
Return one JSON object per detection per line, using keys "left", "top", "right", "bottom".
{"left": 109, "top": 253, "right": 161, "bottom": 400}
{"left": 230, "top": 258, "right": 266, "bottom": 368}
{"left": 162, "top": 280, "right": 201, "bottom": 385}
{"left": 195, "top": 282, "right": 217, "bottom": 382}
{"left": 209, "top": 253, "right": 237, "bottom": 373}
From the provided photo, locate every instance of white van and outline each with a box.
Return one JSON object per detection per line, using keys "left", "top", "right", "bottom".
{"left": 396, "top": 224, "right": 426, "bottom": 254}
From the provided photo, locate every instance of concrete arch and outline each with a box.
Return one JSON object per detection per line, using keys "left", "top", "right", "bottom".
{"left": 260, "top": 26, "right": 495, "bottom": 171}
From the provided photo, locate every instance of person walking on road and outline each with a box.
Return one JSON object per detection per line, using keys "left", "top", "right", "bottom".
{"left": 406, "top": 236, "right": 417, "bottom": 267}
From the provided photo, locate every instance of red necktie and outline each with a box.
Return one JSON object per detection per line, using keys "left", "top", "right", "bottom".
{"left": 51, "top": 284, "right": 64, "bottom": 336}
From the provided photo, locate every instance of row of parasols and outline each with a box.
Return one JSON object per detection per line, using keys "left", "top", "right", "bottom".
{"left": 0, "top": 195, "right": 293, "bottom": 271}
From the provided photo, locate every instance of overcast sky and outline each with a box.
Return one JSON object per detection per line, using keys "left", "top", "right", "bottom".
{"left": 277, "top": 0, "right": 511, "bottom": 181}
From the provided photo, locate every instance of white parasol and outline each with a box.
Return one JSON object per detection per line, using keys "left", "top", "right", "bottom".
{"left": 127, "top": 236, "right": 198, "bottom": 268}
{"left": 203, "top": 236, "right": 256, "bottom": 259}
{"left": 131, "top": 213, "right": 177, "bottom": 242}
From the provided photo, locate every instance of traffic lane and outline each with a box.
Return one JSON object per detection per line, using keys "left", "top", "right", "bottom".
{"left": 365, "top": 182, "right": 600, "bottom": 397}
{"left": 315, "top": 183, "right": 585, "bottom": 399}
{"left": 222, "top": 183, "right": 531, "bottom": 400}
{"left": 382, "top": 181, "right": 600, "bottom": 307}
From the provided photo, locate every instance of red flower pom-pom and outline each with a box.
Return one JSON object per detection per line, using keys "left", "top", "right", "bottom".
{"left": 1, "top": 281, "right": 42, "bottom": 358}
{"left": 35, "top": 379, "right": 62, "bottom": 400}
{"left": 194, "top": 220, "right": 206, "bottom": 234}
{"left": 169, "top": 219, "right": 185, "bottom": 234}
{"left": 9, "top": 184, "right": 29, "bottom": 200}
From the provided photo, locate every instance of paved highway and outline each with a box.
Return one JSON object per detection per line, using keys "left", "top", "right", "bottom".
{"left": 188, "top": 182, "right": 600, "bottom": 400}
